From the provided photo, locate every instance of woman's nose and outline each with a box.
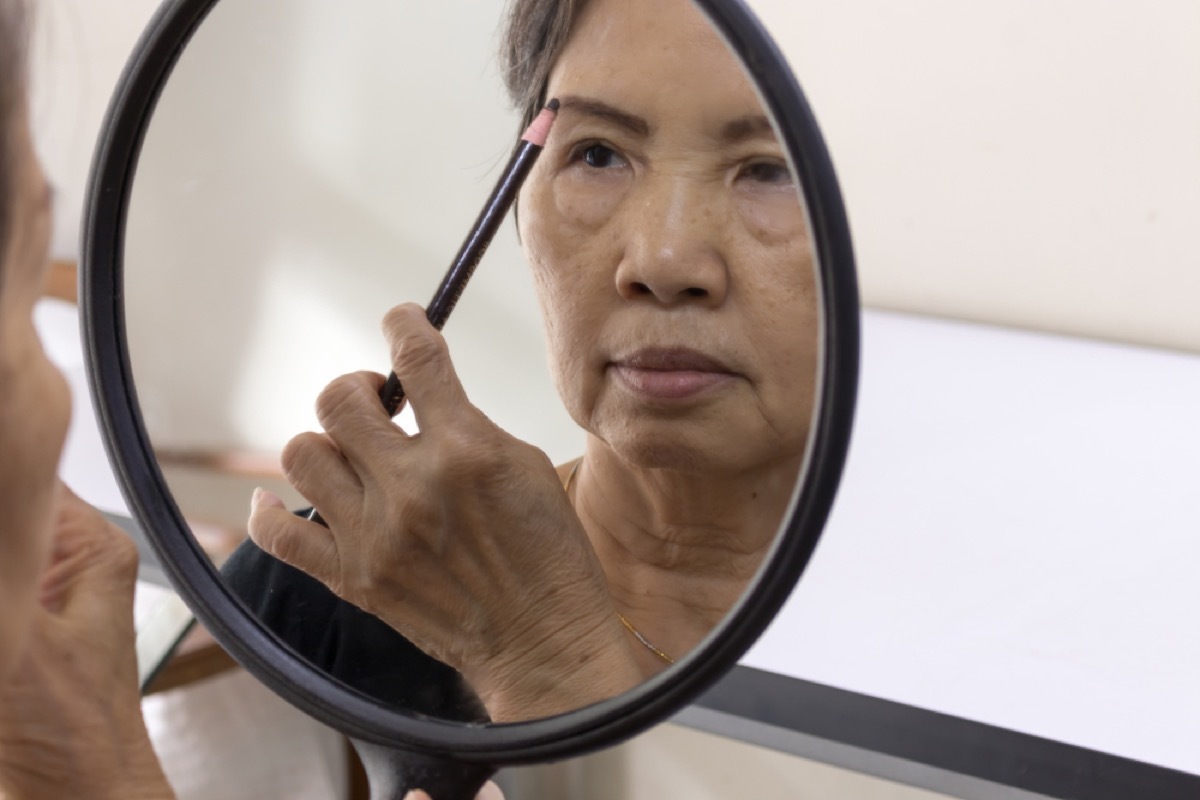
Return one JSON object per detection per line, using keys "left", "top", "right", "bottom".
{"left": 615, "top": 179, "right": 729, "bottom": 307}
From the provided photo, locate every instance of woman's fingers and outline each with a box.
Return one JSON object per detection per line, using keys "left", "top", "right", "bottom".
{"left": 314, "top": 371, "right": 408, "bottom": 469}
{"left": 383, "top": 304, "right": 472, "bottom": 432}
{"left": 280, "top": 430, "right": 363, "bottom": 521}
{"left": 39, "top": 483, "right": 139, "bottom": 620}
{"left": 310, "top": 306, "right": 481, "bottom": 489}
{"left": 248, "top": 489, "right": 340, "bottom": 586}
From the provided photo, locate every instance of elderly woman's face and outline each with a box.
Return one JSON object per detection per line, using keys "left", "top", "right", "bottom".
{"left": 0, "top": 99, "right": 69, "bottom": 672}
{"left": 518, "top": 0, "right": 819, "bottom": 473}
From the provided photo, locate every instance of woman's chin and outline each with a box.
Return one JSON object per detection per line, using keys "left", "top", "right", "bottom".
{"left": 607, "top": 437, "right": 714, "bottom": 472}
{"left": 574, "top": 384, "right": 811, "bottom": 475}
{"left": 592, "top": 421, "right": 803, "bottom": 477}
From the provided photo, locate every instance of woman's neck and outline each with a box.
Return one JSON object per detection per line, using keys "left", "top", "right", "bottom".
{"left": 566, "top": 437, "right": 802, "bottom": 664}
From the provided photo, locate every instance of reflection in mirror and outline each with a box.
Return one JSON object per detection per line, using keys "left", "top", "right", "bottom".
{"left": 124, "top": 0, "right": 820, "bottom": 724}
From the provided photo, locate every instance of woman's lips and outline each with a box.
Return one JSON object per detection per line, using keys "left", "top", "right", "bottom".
{"left": 609, "top": 348, "right": 737, "bottom": 401}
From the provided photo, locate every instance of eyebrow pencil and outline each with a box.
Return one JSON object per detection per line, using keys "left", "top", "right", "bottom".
{"left": 377, "top": 97, "right": 560, "bottom": 416}
{"left": 306, "top": 99, "right": 560, "bottom": 525}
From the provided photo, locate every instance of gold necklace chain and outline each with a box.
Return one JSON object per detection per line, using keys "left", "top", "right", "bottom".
{"left": 617, "top": 612, "right": 676, "bottom": 664}
{"left": 561, "top": 459, "right": 675, "bottom": 665}
{"left": 562, "top": 458, "right": 581, "bottom": 493}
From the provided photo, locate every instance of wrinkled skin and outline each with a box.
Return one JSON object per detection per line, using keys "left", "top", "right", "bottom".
{"left": 520, "top": 0, "right": 818, "bottom": 476}
{"left": 251, "top": 0, "right": 818, "bottom": 719}
{"left": 0, "top": 486, "right": 174, "bottom": 800}
{"left": 250, "top": 305, "right": 643, "bottom": 722}
{"left": 519, "top": 0, "right": 818, "bottom": 672}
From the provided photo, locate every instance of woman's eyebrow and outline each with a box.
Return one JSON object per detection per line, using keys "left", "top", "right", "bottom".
{"left": 554, "top": 97, "right": 775, "bottom": 146}
{"left": 718, "top": 114, "right": 777, "bottom": 145}
{"left": 556, "top": 96, "right": 650, "bottom": 136}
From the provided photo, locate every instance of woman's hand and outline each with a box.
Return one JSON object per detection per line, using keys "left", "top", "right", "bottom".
{"left": 249, "top": 304, "right": 641, "bottom": 721}
{"left": 404, "top": 782, "right": 504, "bottom": 800}
{"left": 0, "top": 484, "right": 175, "bottom": 800}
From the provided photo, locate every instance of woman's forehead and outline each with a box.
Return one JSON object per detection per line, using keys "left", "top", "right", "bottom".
{"left": 548, "top": 2, "right": 764, "bottom": 137}
{"left": 553, "top": 0, "right": 742, "bottom": 87}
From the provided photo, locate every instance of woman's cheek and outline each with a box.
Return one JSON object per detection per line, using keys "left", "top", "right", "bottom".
{"left": 554, "top": 172, "right": 626, "bottom": 232}
{"left": 734, "top": 187, "right": 809, "bottom": 246}
{"left": 525, "top": 176, "right": 625, "bottom": 317}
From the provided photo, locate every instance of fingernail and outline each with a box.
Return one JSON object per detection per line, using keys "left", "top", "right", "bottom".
{"left": 251, "top": 487, "right": 285, "bottom": 512}
{"left": 478, "top": 781, "right": 505, "bottom": 800}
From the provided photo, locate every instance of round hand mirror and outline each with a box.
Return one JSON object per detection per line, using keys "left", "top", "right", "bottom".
{"left": 81, "top": 0, "right": 859, "bottom": 795}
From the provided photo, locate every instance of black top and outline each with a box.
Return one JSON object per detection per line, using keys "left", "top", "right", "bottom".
{"left": 221, "top": 527, "right": 489, "bottom": 723}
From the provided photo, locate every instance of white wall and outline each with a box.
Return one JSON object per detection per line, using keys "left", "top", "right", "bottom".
{"left": 749, "top": 0, "right": 1200, "bottom": 354}
{"left": 29, "top": 0, "right": 162, "bottom": 257}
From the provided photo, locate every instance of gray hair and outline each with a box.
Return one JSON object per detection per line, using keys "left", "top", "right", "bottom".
{"left": 499, "top": 0, "right": 590, "bottom": 133}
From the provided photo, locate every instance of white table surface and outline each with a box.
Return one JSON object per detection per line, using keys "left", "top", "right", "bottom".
{"left": 744, "top": 308, "right": 1200, "bottom": 775}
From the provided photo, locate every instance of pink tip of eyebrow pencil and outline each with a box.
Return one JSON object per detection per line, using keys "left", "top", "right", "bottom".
{"left": 522, "top": 98, "right": 560, "bottom": 146}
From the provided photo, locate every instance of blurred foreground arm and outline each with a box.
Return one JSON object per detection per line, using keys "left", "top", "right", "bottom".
{"left": 0, "top": 483, "right": 175, "bottom": 800}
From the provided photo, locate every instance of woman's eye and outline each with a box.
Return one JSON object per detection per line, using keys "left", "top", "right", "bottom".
{"left": 738, "top": 160, "right": 793, "bottom": 186}
{"left": 573, "top": 143, "right": 625, "bottom": 170}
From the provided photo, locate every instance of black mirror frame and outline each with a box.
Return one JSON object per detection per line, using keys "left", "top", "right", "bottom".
{"left": 80, "top": 0, "right": 859, "bottom": 765}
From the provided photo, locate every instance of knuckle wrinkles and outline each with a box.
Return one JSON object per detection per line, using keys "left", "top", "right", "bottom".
{"left": 316, "top": 376, "right": 365, "bottom": 429}
{"left": 393, "top": 327, "right": 445, "bottom": 376}
{"left": 384, "top": 302, "right": 426, "bottom": 332}
{"left": 281, "top": 432, "right": 329, "bottom": 480}
{"left": 266, "top": 523, "right": 302, "bottom": 566}
{"left": 430, "top": 429, "right": 503, "bottom": 482}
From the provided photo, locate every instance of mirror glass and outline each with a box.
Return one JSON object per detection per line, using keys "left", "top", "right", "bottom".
{"left": 122, "top": 0, "right": 822, "bottom": 724}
